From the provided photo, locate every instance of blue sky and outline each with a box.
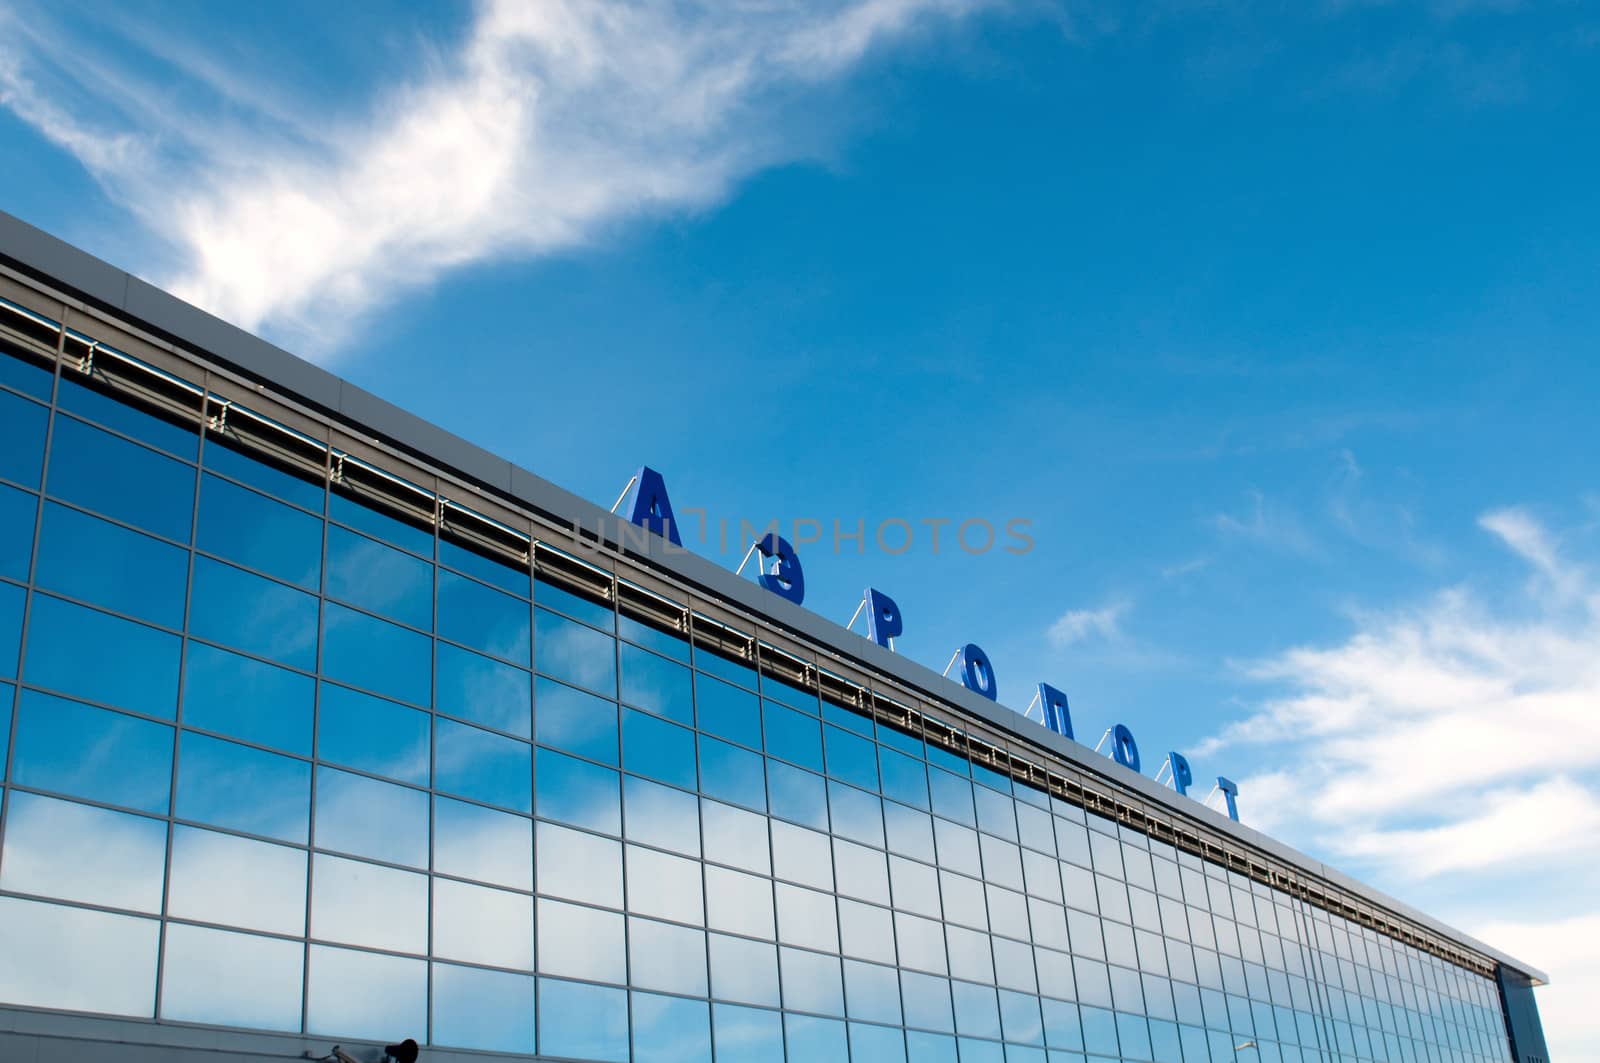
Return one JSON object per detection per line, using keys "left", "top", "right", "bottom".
{"left": 2, "top": 0, "right": 1597, "bottom": 1053}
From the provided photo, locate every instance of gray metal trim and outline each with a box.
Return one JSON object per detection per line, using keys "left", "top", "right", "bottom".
{"left": 0, "top": 208, "right": 1549, "bottom": 986}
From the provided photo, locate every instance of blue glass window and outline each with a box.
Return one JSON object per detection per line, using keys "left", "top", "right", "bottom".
{"left": 316, "top": 766, "right": 429, "bottom": 868}
{"left": 161, "top": 923, "right": 303, "bottom": 1033}
{"left": 0, "top": 681, "right": 11, "bottom": 774}
{"left": 696, "top": 673, "right": 761, "bottom": 749}
{"left": 534, "top": 677, "right": 618, "bottom": 764}
{"left": 438, "top": 569, "right": 529, "bottom": 665}
{"left": 1041, "top": 998, "right": 1084, "bottom": 1050}
{"left": 0, "top": 349, "right": 51, "bottom": 398}
{"left": 952, "top": 980, "right": 1002, "bottom": 1038}
{"left": 325, "top": 524, "right": 432, "bottom": 630}
{"left": 316, "top": 683, "right": 429, "bottom": 785}
{"left": 695, "top": 647, "right": 756, "bottom": 691}
{"left": 435, "top": 716, "right": 531, "bottom": 813}
{"left": 823, "top": 699, "right": 874, "bottom": 736}
{"left": 618, "top": 613, "right": 688, "bottom": 661}
{"left": 699, "top": 735, "right": 766, "bottom": 811}
{"left": 190, "top": 557, "right": 319, "bottom": 671}
{"left": 196, "top": 473, "right": 322, "bottom": 588}
{"left": 432, "top": 963, "right": 535, "bottom": 1054}
{"left": 902, "top": 970, "right": 956, "bottom": 1032}
{"left": 177, "top": 732, "right": 309, "bottom": 843}
{"left": 712, "top": 1003, "right": 784, "bottom": 1063}
{"left": 34, "top": 503, "right": 187, "bottom": 628}
{"left": 930, "top": 767, "right": 977, "bottom": 827}
{"left": 433, "top": 795, "right": 531, "bottom": 890}
{"left": 0, "top": 582, "right": 21, "bottom": 679}
{"left": 57, "top": 377, "right": 198, "bottom": 459}
{"left": 168, "top": 825, "right": 306, "bottom": 935}
{"left": 876, "top": 722, "right": 923, "bottom": 758}
{"left": 849, "top": 1021, "right": 907, "bottom": 1062}
{"left": 829, "top": 780, "right": 885, "bottom": 848}
{"left": 618, "top": 641, "right": 691, "bottom": 723}
{"left": 183, "top": 642, "right": 313, "bottom": 755}
{"left": 537, "top": 607, "right": 617, "bottom": 696}
{"left": 632, "top": 991, "right": 711, "bottom": 1063}
{"left": 12, "top": 690, "right": 172, "bottom": 812}
{"left": 974, "top": 785, "right": 1019, "bottom": 842}
{"left": 629, "top": 916, "right": 707, "bottom": 996}
{"left": 623, "top": 775, "right": 700, "bottom": 857}
{"left": 329, "top": 490, "right": 432, "bottom": 557}
{"left": 539, "top": 979, "right": 628, "bottom": 1063}
{"left": 437, "top": 641, "right": 531, "bottom": 737}
{"left": 880, "top": 747, "right": 930, "bottom": 810}
{"left": 0, "top": 791, "right": 166, "bottom": 912}
{"left": 47, "top": 416, "right": 194, "bottom": 541}
{"left": 0, "top": 390, "right": 47, "bottom": 488}
{"left": 24, "top": 595, "right": 181, "bottom": 718}
{"left": 536, "top": 747, "right": 620, "bottom": 835}
{"left": 535, "top": 578, "right": 613, "bottom": 629}
{"left": 0, "top": 484, "right": 37, "bottom": 583}
{"left": 787, "top": 1013, "right": 849, "bottom": 1063}
{"left": 0, "top": 894, "right": 159, "bottom": 1017}
{"left": 763, "top": 699, "right": 823, "bottom": 770}
{"left": 760, "top": 670, "right": 818, "bottom": 713}
{"left": 767, "top": 759, "right": 829, "bottom": 831}
{"left": 203, "top": 437, "right": 325, "bottom": 512}
{"left": 621, "top": 707, "right": 697, "bottom": 791}
{"left": 321, "top": 602, "right": 430, "bottom": 706}
{"left": 825, "top": 724, "right": 880, "bottom": 791}
{"left": 306, "top": 944, "right": 426, "bottom": 1042}
{"left": 440, "top": 537, "right": 529, "bottom": 598}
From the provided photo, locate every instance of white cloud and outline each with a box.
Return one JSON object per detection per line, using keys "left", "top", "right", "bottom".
{"left": 1210, "top": 488, "right": 1322, "bottom": 556}
{"left": 0, "top": 0, "right": 988, "bottom": 356}
{"left": 1048, "top": 599, "right": 1129, "bottom": 646}
{"left": 1205, "top": 505, "right": 1600, "bottom": 1058}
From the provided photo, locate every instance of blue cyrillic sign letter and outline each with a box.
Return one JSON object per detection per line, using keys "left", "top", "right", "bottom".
{"left": 1112, "top": 724, "right": 1140, "bottom": 773}
{"left": 1037, "top": 682, "right": 1074, "bottom": 741}
{"left": 1167, "top": 752, "right": 1193, "bottom": 796}
{"left": 864, "top": 588, "right": 902, "bottom": 648}
{"left": 959, "top": 643, "right": 998, "bottom": 701}
{"left": 1216, "top": 776, "right": 1240, "bottom": 821}
{"left": 626, "top": 465, "right": 682, "bottom": 547}
{"left": 756, "top": 533, "right": 804, "bottom": 605}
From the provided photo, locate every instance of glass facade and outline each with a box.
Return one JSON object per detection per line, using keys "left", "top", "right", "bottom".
{"left": 0, "top": 330, "right": 1520, "bottom": 1061}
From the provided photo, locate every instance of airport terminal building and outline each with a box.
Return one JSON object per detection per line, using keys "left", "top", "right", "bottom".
{"left": 0, "top": 214, "right": 1550, "bottom": 1063}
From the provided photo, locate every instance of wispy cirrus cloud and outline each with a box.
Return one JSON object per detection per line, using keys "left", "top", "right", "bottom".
{"left": 1203, "top": 504, "right": 1600, "bottom": 1057}
{"left": 1047, "top": 599, "right": 1130, "bottom": 647}
{"left": 0, "top": 0, "right": 989, "bottom": 356}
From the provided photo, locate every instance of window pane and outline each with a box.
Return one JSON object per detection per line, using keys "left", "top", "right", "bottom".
{"left": 432, "top": 962, "right": 535, "bottom": 1054}
{"left": 434, "top": 795, "right": 531, "bottom": 890}
{"left": 190, "top": 556, "right": 319, "bottom": 671}
{"left": 47, "top": 416, "right": 194, "bottom": 541}
{"left": 626, "top": 845, "right": 704, "bottom": 925}
{"left": 538, "top": 607, "right": 617, "bottom": 695}
{"left": 536, "top": 821, "right": 622, "bottom": 908}
{"left": 0, "top": 388, "right": 47, "bottom": 487}
{"left": 0, "top": 584, "right": 20, "bottom": 679}
{"left": 622, "top": 707, "right": 697, "bottom": 790}
{"left": 24, "top": 594, "right": 181, "bottom": 718}
{"left": 696, "top": 673, "right": 760, "bottom": 748}
{"left": 763, "top": 699, "right": 823, "bottom": 770}
{"left": 885, "top": 802, "right": 936, "bottom": 863}
{"left": 708, "top": 933, "right": 779, "bottom": 1005}
{"left": 535, "top": 578, "right": 613, "bottom": 629}
{"left": 629, "top": 916, "right": 707, "bottom": 995}
{"left": 845, "top": 958, "right": 904, "bottom": 1024}
{"left": 776, "top": 883, "right": 839, "bottom": 952}
{"left": 825, "top": 725, "right": 880, "bottom": 791}
{"left": 839, "top": 897, "right": 897, "bottom": 964}
{"left": 850, "top": 1021, "right": 906, "bottom": 1062}
{"left": 536, "top": 747, "right": 620, "bottom": 835}
{"left": 329, "top": 490, "right": 433, "bottom": 557}
{"left": 0, "top": 484, "right": 36, "bottom": 584}
{"left": 787, "top": 1013, "right": 849, "bottom": 1063}
{"left": 316, "top": 683, "right": 429, "bottom": 785}
{"left": 712, "top": 1003, "right": 783, "bottom": 1063}
{"left": 438, "top": 569, "right": 529, "bottom": 665}
{"left": 624, "top": 773, "right": 701, "bottom": 857}
{"left": 436, "top": 716, "right": 532, "bottom": 813}
{"left": 315, "top": 765, "right": 428, "bottom": 868}
{"left": 828, "top": 780, "right": 884, "bottom": 847}
{"left": 880, "top": 746, "right": 930, "bottom": 810}
{"left": 437, "top": 641, "right": 531, "bottom": 737}
{"left": 12, "top": 690, "right": 172, "bottom": 812}
{"left": 325, "top": 524, "right": 432, "bottom": 629}
{"left": 169, "top": 826, "right": 306, "bottom": 936}
{"left": 974, "top": 785, "right": 1018, "bottom": 842}
{"left": 57, "top": 376, "right": 197, "bottom": 458}
{"left": 160, "top": 922, "right": 303, "bottom": 1032}
{"left": 204, "top": 435, "right": 325, "bottom": 512}
{"left": 434, "top": 877, "right": 533, "bottom": 969}
{"left": 534, "top": 677, "right": 617, "bottom": 763}
{"left": 34, "top": 502, "right": 187, "bottom": 627}
{"left": 902, "top": 970, "right": 956, "bottom": 1033}
{"left": 772, "top": 821, "right": 833, "bottom": 891}
{"left": 310, "top": 852, "right": 427, "bottom": 954}
{"left": 705, "top": 865, "right": 774, "bottom": 939}
{"left": 834, "top": 837, "right": 890, "bottom": 905}
{"left": 0, "top": 895, "right": 157, "bottom": 1017}
{"left": 695, "top": 647, "right": 755, "bottom": 690}
{"left": 767, "top": 759, "right": 828, "bottom": 831}
{"left": 196, "top": 473, "right": 322, "bottom": 588}
{"left": 538, "top": 900, "right": 625, "bottom": 984}
{"left": 930, "top": 768, "right": 976, "bottom": 826}
{"left": 440, "top": 536, "right": 529, "bottom": 598}
{"left": 699, "top": 735, "right": 766, "bottom": 811}
{"left": 618, "top": 613, "right": 688, "bottom": 661}
{"left": 632, "top": 991, "right": 711, "bottom": 1063}
{"left": 321, "top": 601, "right": 430, "bottom": 706}
{"left": 183, "top": 641, "right": 314, "bottom": 755}
{"left": 306, "top": 944, "right": 426, "bottom": 1041}
{"left": 539, "top": 978, "right": 628, "bottom": 1063}
{"left": 0, "top": 791, "right": 165, "bottom": 911}
{"left": 177, "top": 732, "right": 309, "bottom": 843}
{"left": 702, "top": 799, "right": 770, "bottom": 875}
{"left": 618, "top": 643, "right": 693, "bottom": 725}
{"left": 781, "top": 946, "right": 845, "bottom": 1015}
